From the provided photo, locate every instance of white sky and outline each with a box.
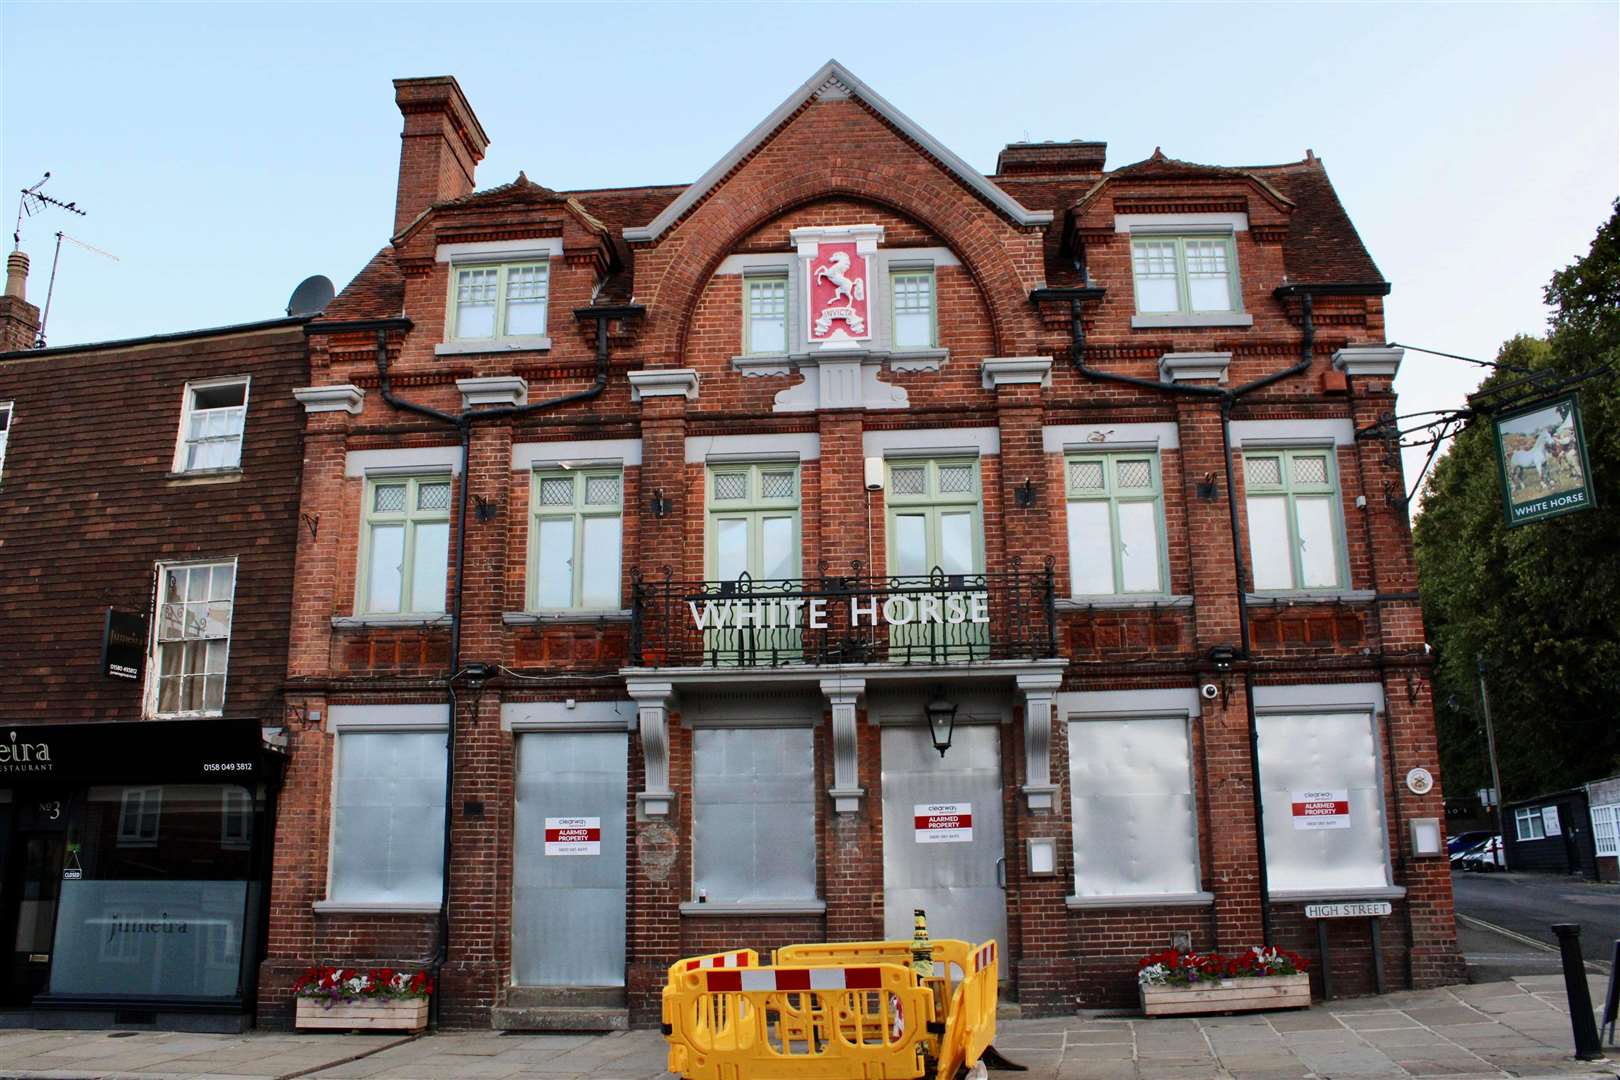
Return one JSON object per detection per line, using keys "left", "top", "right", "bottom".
{"left": 3, "top": 2, "right": 1616, "bottom": 485}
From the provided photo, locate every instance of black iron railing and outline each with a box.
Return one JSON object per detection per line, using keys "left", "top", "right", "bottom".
{"left": 629, "top": 559, "right": 1057, "bottom": 668}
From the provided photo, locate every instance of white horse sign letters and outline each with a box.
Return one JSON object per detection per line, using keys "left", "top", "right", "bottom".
{"left": 1492, "top": 393, "right": 1595, "bottom": 527}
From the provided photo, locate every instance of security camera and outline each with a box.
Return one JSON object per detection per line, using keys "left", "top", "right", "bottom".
{"left": 1200, "top": 683, "right": 1221, "bottom": 701}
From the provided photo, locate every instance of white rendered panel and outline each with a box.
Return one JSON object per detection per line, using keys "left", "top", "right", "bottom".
{"left": 1069, "top": 718, "right": 1198, "bottom": 897}
{"left": 1256, "top": 712, "right": 1389, "bottom": 893}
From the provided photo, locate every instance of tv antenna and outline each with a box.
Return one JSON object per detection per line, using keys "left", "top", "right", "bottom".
{"left": 13, "top": 172, "right": 84, "bottom": 250}
{"left": 37, "top": 231, "right": 120, "bottom": 349}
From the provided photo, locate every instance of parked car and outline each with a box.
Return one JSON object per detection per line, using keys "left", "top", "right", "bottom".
{"left": 1447, "top": 829, "right": 1493, "bottom": 855}
{"left": 1456, "top": 835, "right": 1505, "bottom": 871}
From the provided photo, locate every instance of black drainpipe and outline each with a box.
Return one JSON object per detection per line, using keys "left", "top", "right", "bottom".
{"left": 355, "top": 303, "right": 641, "bottom": 1027}
{"left": 1033, "top": 283, "right": 1334, "bottom": 946}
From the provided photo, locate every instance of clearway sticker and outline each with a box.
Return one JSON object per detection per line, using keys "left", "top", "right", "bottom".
{"left": 1290, "top": 790, "right": 1350, "bottom": 830}
{"left": 544, "top": 816, "right": 601, "bottom": 855}
{"left": 914, "top": 802, "right": 972, "bottom": 843}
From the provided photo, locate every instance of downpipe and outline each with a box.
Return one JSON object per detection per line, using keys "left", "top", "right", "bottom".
{"left": 368, "top": 311, "right": 630, "bottom": 1027}
{"left": 1044, "top": 286, "right": 1322, "bottom": 946}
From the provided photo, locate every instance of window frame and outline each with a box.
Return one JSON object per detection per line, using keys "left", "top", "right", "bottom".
{"left": 1242, "top": 446, "right": 1350, "bottom": 593}
{"left": 149, "top": 558, "right": 238, "bottom": 718}
{"left": 1129, "top": 233, "right": 1243, "bottom": 317}
{"left": 0, "top": 400, "right": 12, "bottom": 482}
{"left": 704, "top": 461, "right": 802, "bottom": 582}
{"left": 1064, "top": 450, "right": 1169, "bottom": 597}
{"left": 171, "top": 376, "right": 251, "bottom": 474}
{"left": 889, "top": 267, "right": 938, "bottom": 351}
{"left": 1591, "top": 803, "right": 1619, "bottom": 857}
{"left": 446, "top": 260, "right": 551, "bottom": 344}
{"left": 884, "top": 458, "right": 984, "bottom": 577}
{"left": 742, "top": 272, "right": 790, "bottom": 357}
{"left": 528, "top": 467, "right": 625, "bottom": 611}
{"left": 220, "top": 786, "right": 253, "bottom": 850}
{"left": 117, "top": 786, "right": 163, "bottom": 848}
{"left": 358, "top": 473, "right": 453, "bottom": 616}
{"left": 1514, "top": 806, "right": 1546, "bottom": 842}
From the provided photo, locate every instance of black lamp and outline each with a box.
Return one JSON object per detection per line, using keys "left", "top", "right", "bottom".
{"left": 650, "top": 489, "right": 673, "bottom": 518}
{"left": 1014, "top": 478, "right": 1037, "bottom": 508}
{"left": 925, "top": 689, "right": 958, "bottom": 758}
{"left": 1208, "top": 645, "right": 1236, "bottom": 673}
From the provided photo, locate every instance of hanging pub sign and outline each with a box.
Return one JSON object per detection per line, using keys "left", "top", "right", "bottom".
{"left": 100, "top": 608, "right": 148, "bottom": 681}
{"left": 1492, "top": 393, "right": 1595, "bottom": 528}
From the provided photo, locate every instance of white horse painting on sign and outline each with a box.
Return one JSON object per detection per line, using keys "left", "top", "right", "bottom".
{"left": 1497, "top": 401, "right": 1583, "bottom": 506}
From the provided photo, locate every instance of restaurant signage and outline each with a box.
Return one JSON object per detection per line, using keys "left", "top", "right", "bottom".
{"left": 101, "top": 608, "right": 148, "bottom": 681}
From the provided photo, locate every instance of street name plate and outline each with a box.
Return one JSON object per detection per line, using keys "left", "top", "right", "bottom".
{"left": 1305, "top": 901, "right": 1392, "bottom": 919}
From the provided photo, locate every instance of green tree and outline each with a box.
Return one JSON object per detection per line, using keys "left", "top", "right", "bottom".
{"left": 1416, "top": 202, "right": 1620, "bottom": 803}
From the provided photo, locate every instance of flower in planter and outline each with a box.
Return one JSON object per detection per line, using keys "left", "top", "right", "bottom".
{"left": 1137, "top": 947, "right": 1308, "bottom": 987}
{"left": 293, "top": 965, "right": 434, "bottom": 1008}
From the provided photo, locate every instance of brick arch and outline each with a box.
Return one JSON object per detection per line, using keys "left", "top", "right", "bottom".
{"left": 641, "top": 170, "right": 1043, "bottom": 364}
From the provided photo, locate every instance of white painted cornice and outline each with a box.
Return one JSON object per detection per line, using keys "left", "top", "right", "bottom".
{"left": 293, "top": 384, "right": 365, "bottom": 415}
{"left": 981, "top": 356, "right": 1053, "bottom": 390}
{"left": 627, "top": 368, "right": 700, "bottom": 402}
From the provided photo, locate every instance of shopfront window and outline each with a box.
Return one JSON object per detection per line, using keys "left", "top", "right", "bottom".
{"left": 1255, "top": 711, "right": 1391, "bottom": 894}
{"left": 692, "top": 727, "right": 816, "bottom": 904}
{"left": 49, "top": 784, "right": 260, "bottom": 1000}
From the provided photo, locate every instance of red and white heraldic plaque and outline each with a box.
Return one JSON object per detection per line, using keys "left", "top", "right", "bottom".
{"left": 807, "top": 241, "right": 872, "bottom": 343}
{"left": 544, "top": 816, "right": 601, "bottom": 855}
{"left": 914, "top": 802, "right": 973, "bottom": 843}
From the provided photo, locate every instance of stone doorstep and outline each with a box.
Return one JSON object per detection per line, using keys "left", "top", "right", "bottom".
{"left": 489, "top": 1005, "right": 629, "bottom": 1033}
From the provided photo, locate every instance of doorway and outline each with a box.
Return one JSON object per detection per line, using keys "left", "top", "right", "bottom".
{"left": 0, "top": 789, "right": 72, "bottom": 1006}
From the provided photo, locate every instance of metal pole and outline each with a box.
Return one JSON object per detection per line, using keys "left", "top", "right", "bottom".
{"left": 1550, "top": 924, "right": 1603, "bottom": 1060}
{"left": 1477, "top": 658, "right": 1506, "bottom": 861}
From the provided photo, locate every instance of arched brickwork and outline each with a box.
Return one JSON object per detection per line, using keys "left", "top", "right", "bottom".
{"left": 630, "top": 100, "right": 1048, "bottom": 365}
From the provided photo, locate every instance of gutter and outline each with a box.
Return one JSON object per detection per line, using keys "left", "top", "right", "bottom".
{"left": 366, "top": 303, "right": 642, "bottom": 1028}
{"left": 1036, "top": 282, "right": 1342, "bottom": 946}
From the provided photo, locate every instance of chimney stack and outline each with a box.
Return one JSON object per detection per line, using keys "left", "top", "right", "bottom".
{"left": 0, "top": 251, "right": 41, "bottom": 351}
{"left": 392, "top": 76, "right": 490, "bottom": 237}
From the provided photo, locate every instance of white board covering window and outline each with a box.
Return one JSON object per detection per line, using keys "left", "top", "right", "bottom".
{"left": 1068, "top": 717, "right": 1199, "bottom": 898}
{"left": 692, "top": 727, "right": 816, "bottom": 903}
{"left": 329, "top": 731, "right": 447, "bottom": 904}
{"left": 1256, "top": 711, "right": 1390, "bottom": 894}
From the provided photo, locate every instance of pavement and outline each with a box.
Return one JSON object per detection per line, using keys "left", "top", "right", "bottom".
{"left": 0, "top": 975, "right": 1615, "bottom": 1080}
{"left": 1452, "top": 871, "right": 1620, "bottom": 970}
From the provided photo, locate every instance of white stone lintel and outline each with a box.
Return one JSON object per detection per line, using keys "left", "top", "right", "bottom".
{"left": 1333, "top": 345, "right": 1403, "bottom": 378}
{"left": 981, "top": 357, "right": 1053, "bottom": 390}
{"left": 293, "top": 384, "right": 365, "bottom": 415}
{"left": 790, "top": 223, "right": 886, "bottom": 256}
{"left": 457, "top": 375, "right": 528, "bottom": 408}
{"left": 628, "top": 368, "right": 700, "bottom": 402}
{"left": 1159, "top": 351, "right": 1232, "bottom": 385}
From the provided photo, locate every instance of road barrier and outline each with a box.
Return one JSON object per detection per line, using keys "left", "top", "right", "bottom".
{"left": 662, "top": 937, "right": 999, "bottom": 1080}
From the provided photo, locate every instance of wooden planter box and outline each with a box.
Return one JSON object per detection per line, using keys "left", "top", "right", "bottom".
{"left": 296, "top": 997, "right": 429, "bottom": 1031}
{"left": 1141, "top": 973, "right": 1311, "bottom": 1017}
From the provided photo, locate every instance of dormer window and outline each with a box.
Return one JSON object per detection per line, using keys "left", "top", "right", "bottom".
{"left": 1131, "top": 235, "right": 1238, "bottom": 316}
{"left": 451, "top": 262, "right": 549, "bottom": 342}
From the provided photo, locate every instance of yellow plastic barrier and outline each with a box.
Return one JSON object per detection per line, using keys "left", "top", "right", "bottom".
{"left": 664, "top": 938, "right": 998, "bottom": 1080}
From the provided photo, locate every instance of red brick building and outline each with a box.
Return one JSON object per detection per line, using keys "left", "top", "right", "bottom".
{"left": 0, "top": 258, "right": 308, "bottom": 1028}
{"left": 262, "top": 61, "right": 1463, "bottom": 1030}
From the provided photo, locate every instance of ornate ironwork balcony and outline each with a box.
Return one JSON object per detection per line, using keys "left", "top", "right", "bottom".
{"left": 629, "top": 559, "right": 1057, "bottom": 668}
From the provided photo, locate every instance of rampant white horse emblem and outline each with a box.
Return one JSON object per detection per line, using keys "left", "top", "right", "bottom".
{"left": 811, "top": 249, "right": 868, "bottom": 337}
{"left": 814, "top": 251, "right": 865, "bottom": 307}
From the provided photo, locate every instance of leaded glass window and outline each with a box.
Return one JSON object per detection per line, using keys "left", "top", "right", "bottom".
{"left": 531, "top": 468, "right": 623, "bottom": 611}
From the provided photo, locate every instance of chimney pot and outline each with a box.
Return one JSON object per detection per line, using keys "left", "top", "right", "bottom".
{"left": 5, "top": 251, "right": 29, "bottom": 300}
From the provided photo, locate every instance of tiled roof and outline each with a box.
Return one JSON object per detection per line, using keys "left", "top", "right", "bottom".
{"left": 315, "top": 247, "right": 404, "bottom": 323}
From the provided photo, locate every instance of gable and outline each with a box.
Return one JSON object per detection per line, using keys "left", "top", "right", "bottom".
{"left": 624, "top": 60, "right": 1051, "bottom": 243}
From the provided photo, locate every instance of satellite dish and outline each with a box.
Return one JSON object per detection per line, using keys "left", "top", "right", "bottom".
{"left": 286, "top": 274, "right": 335, "bottom": 317}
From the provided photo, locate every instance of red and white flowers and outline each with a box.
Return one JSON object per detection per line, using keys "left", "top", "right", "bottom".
{"left": 293, "top": 966, "right": 433, "bottom": 1007}
{"left": 1137, "top": 946, "right": 1308, "bottom": 987}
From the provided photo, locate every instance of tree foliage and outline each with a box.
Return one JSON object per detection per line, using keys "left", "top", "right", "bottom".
{"left": 1415, "top": 202, "right": 1620, "bottom": 802}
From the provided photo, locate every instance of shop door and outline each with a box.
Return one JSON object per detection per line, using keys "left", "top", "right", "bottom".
{"left": 880, "top": 725, "right": 1007, "bottom": 952}
{"left": 512, "top": 732, "right": 627, "bottom": 986}
{"left": 0, "top": 792, "right": 71, "bottom": 1006}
